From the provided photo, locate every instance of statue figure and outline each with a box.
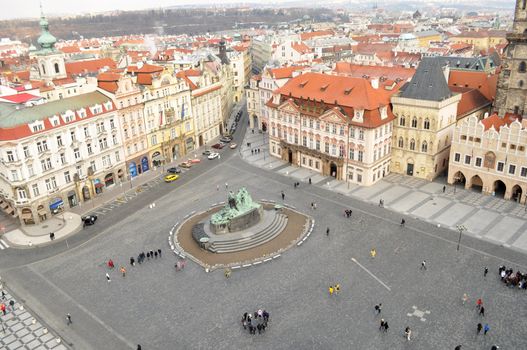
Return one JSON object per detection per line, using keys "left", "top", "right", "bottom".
{"left": 228, "top": 191, "right": 237, "bottom": 210}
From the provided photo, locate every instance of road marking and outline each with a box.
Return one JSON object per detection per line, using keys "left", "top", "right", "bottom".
{"left": 351, "top": 257, "right": 391, "bottom": 291}
{"left": 0, "top": 239, "right": 9, "bottom": 248}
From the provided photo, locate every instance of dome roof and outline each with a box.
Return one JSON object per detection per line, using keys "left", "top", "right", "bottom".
{"left": 37, "top": 15, "right": 57, "bottom": 51}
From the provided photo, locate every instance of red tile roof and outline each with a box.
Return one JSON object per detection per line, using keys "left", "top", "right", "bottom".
{"left": 267, "top": 66, "right": 304, "bottom": 79}
{"left": 291, "top": 42, "right": 311, "bottom": 54}
{"left": 0, "top": 93, "right": 41, "bottom": 104}
{"left": 65, "top": 58, "right": 117, "bottom": 75}
{"left": 127, "top": 63, "right": 163, "bottom": 74}
{"left": 300, "top": 30, "right": 334, "bottom": 41}
{"left": 448, "top": 70, "right": 498, "bottom": 101}
{"left": 97, "top": 72, "right": 121, "bottom": 93}
{"left": 450, "top": 86, "right": 491, "bottom": 118}
{"left": 481, "top": 113, "right": 520, "bottom": 131}
{"left": 333, "top": 62, "right": 415, "bottom": 81}
{"left": 193, "top": 84, "right": 221, "bottom": 97}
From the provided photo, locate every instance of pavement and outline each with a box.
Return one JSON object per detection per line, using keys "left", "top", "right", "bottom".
{"left": 241, "top": 130, "right": 527, "bottom": 255}
{"left": 0, "top": 110, "right": 525, "bottom": 350}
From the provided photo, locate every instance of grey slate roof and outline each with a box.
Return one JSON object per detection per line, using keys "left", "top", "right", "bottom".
{"left": 0, "top": 91, "right": 111, "bottom": 128}
{"left": 399, "top": 57, "right": 452, "bottom": 102}
{"left": 437, "top": 55, "right": 498, "bottom": 71}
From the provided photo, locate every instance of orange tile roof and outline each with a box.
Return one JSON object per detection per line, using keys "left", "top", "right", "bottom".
{"left": 267, "top": 66, "right": 304, "bottom": 79}
{"left": 97, "top": 72, "right": 121, "bottom": 93}
{"left": 65, "top": 58, "right": 117, "bottom": 75}
{"left": 291, "top": 42, "right": 311, "bottom": 54}
{"left": 273, "top": 72, "right": 399, "bottom": 128}
{"left": 61, "top": 45, "right": 81, "bottom": 54}
{"left": 333, "top": 62, "right": 415, "bottom": 81}
{"left": 193, "top": 84, "right": 221, "bottom": 97}
{"left": 481, "top": 113, "right": 520, "bottom": 131}
{"left": 127, "top": 64, "right": 163, "bottom": 74}
{"left": 450, "top": 86, "right": 491, "bottom": 118}
{"left": 448, "top": 70, "right": 498, "bottom": 101}
{"left": 300, "top": 30, "right": 334, "bottom": 41}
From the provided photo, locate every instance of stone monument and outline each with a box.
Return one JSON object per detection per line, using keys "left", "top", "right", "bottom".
{"left": 210, "top": 187, "right": 263, "bottom": 234}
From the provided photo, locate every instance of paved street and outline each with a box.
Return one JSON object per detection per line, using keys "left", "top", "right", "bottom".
{"left": 0, "top": 116, "right": 526, "bottom": 349}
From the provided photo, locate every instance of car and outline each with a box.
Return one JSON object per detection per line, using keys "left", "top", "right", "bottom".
{"left": 167, "top": 167, "right": 181, "bottom": 174}
{"left": 202, "top": 150, "right": 211, "bottom": 156}
{"left": 208, "top": 152, "right": 220, "bottom": 160}
{"left": 189, "top": 158, "right": 201, "bottom": 164}
{"left": 229, "top": 143, "right": 237, "bottom": 149}
{"left": 179, "top": 162, "right": 192, "bottom": 168}
{"left": 81, "top": 215, "right": 97, "bottom": 226}
{"left": 211, "top": 143, "right": 224, "bottom": 149}
{"left": 220, "top": 137, "right": 232, "bottom": 143}
{"left": 164, "top": 174, "right": 179, "bottom": 182}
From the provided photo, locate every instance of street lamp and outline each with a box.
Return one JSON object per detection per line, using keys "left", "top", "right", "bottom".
{"left": 456, "top": 224, "right": 466, "bottom": 251}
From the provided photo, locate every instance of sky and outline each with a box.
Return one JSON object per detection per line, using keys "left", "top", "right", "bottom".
{"left": 0, "top": 0, "right": 274, "bottom": 20}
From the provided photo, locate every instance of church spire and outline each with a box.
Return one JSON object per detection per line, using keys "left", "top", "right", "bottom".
{"left": 36, "top": 0, "right": 57, "bottom": 53}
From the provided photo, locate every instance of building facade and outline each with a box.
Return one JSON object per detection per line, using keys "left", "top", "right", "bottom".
{"left": 0, "top": 91, "right": 124, "bottom": 225}
{"left": 245, "top": 75, "right": 261, "bottom": 129}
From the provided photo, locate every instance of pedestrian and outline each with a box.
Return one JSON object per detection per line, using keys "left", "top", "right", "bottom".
{"left": 326, "top": 227, "right": 330, "bottom": 236}
{"left": 484, "top": 267, "right": 488, "bottom": 277}
{"left": 483, "top": 323, "right": 490, "bottom": 335}
{"left": 154, "top": 251, "right": 158, "bottom": 258}
{"left": 225, "top": 182, "right": 228, "bottom": 190}
{"left": 477, "top": 322, "right": 482, "bottom": 334}
{"left": 137, "top": 345, "right": 142, "bottom": 350}
{"left": 476, "top": 298, "right": 482, "bottom": 309}
{"left": 455, "top": 346, "right": 462, "bottom": 350}
{"left": 479, "top": 306, "right": 485, "bottom": 317}
{"left": 251, "top": 149, "right": 254, "bottom": 155}
{"left": 379, "top": 199, "right": 383, "bottom": 207}
{"left": 311, "top": 202, "right": 314, "bottom": 210}
{"left": 108, "top": 259, "right": 114, "bottom": 269}
{"left": 130, "top": 257, "right": 135, "bottom": 266}
{"left": 329, "top": 286, "right": 334, "bottom": 296}
{"left": 120, "top": 266, "right": 126, "bottom": 277}
{"left": 335, "top": 283, "right": 340, "bottom": 294}
{"left": 150, "top": 250, "right": 154, "bottom": 259}
{"left": 313, "top": 202, "right": 317, "bottom": 210}
{"left": 379, "top": 319, "right": 385, "bottom": 331}
{"left": 420, "top": 260, "right": 427, "bottom": 270}
{"left": 281, "top": 191, "right": 285, "bottom": 200}
{"left": 308, "top": 177, "right": 312, "bottom": 184}
{"left": 146, "top": 252, "right": 150, "bottom": 260}
{"left": 1, "top": 290, "right": 5, "bottom": 300}
{"left": 374, "top": 303, "right": 382, "bottom": 314}
{"left": 49, "top": 232, "right": 55, "bottom": 241}
{"left": 106, "top": 273, "right": 111, "bottom": 283}
{"left": 216, "top": 184, "right": 219, "bottom": 191}
{"left": 224, "top": 268, "right": 231, "bottom": 278}
{"left": 158, "top": 249, "right": 162, "bottom": 257}
{"left": 8, "top": 300, "right": 13, "bottom": 311}
{"left": 383, "top": 320, "right": 389, "bottom": 332}
{"left": 405, "top": 326, "right": 411, "bottom": 340}
{"left": 370, "top": 248, "right": 377, "bottom": 259}
{"left": 491, "top": 345, "right": 500, "bottom": 350}
{"left": 0, "top": 303, "right": 5, "bottom": 315}
{"left": 442, "top": 185, "right": 446, "bottom": 193}
{"left": 66, "top": 313, "right": 72, "bottom": 325}
{"left": 462, "top": 293, "right": 468, "bottom": 305}
{"left": 400, "top": 218, "right": 405, "bottom": 226}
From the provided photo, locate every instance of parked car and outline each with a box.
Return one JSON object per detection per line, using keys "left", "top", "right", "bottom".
{"left": 229, "top": 143, "right": 237, "bottom": 149}
{"left": 164, "top": 174, "right": 179, "bottom": 183}
{"left": 82, "top": 215, "right": 97, "bottom": 226}
{"left": 212, "top": 143, "right": 224, "bottom": 149}
{"left": 220, "top": 137, "right": 232, "bottom": 143}
{"left": 167, "top": 167, "right": 181, "bottom": 174}
{"left": 189, "top": 158, "right": 201, "bottom": 164}
{"left": 208, "top": 152, "right": 220, "bottom": 160}
{"left": 202, "top": 150, "right": 211, "bottom": 156}
{"left": 179, "top": 162, "right": 192, "bottom": 168}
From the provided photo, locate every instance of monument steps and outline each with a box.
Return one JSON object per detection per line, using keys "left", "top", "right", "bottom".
{"left": 210, "top": 213, "right": 288, "bottom": 253}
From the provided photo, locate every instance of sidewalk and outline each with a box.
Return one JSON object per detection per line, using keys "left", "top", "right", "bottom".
{"left": 240, "top": 126, "right": 527, "bottom": 255}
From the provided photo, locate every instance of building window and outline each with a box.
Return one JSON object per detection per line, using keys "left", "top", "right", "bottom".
{"left": 357, "top": 174, "right": 362, "bottom": 183}
{"left": 32, "top": 184, "right": 40, "bottom": 197}
{"left": 41, "top": 158, "right": 52, "bottom": 171}
{"left": 115, "top": 151, "right": 120, "bottom": 162}
{"left": 421, "top": 141, "right": 428, "bottom": 153}
{"left": 409, "top": 139, "right": 415, "bottom": 151}
{"left": 23, "top": 146, "right": 30, "bottom": 158}
{"left": 350, "top": 127, "right": 355, "bottom": 138}
{"left": 521, "top": 167, "right": 527, "bottom": 177}
{"left": 316, "top": 140, "right": 320, "bottom": 151}
{"left": 64, "top": 171, "right": 71, "bottom": 183}
{"left": 464, "top": 155, "right": 471, "bottom": 165}
{"left": 454, "top": 153, "right": 460, "bottom": 162}
{"left": 424, "top": 118, "right": 430, "bottom": 130}
{"left": 325, "top": 143, "right": 330, "bottom": 153}
{"left": 349, "top": 149, "right": 354, "bottom": 160}
{"left": 37, "top": 141, "right": 48, "bottom": 153}
{"left": 411, "top": 117, "right": 417, "bottom": 128}
{"left": 475, "top": 157, "right": 482, "bottom": 167}
{"left": 74, "top": 148, "right": 80, "bottom": 160}
{"left": 509, "top": 164, "right": 516, "bottom": 175}
{"left": 497, "top": 162, "right": 504, "bottom": 172}
{"left": 54, "top": 63, "right": 60, "bottom": 74}
{"left": 90, "top": 160, "right": 97, "bottom": 172}
{"left": 358, "top": 129, "right": 364, "bottom": 140}
{"left": 11, "top": 170, "right": 18, "bottom": 181}
{"left": 28, "top": 165, "right": 34, "bottom": 177}
{"left": 84, "top": 127, "right": 89, "bottom": 137}
{"left": 398, "top": 137, "right": 404, "bottom": 148}
{"left": 99, "top": 138, "right": 108, "bottom": 150}
{"left": 519, "top": 61, "right": 526, "bottom": 73}
{"left": 45, "top": 179, "right": 52, "bottom": 191}
{"left": 152, "top": 135, "right": 158, "bottom": 145}
{"left": 399, "top": 117, "right": 405, "bottom": 126}
{"left": 6, "top": 151, "right": 14, "bottom": 162}
{"left": 358, "top": 151, "right": 364, "bottom": 162}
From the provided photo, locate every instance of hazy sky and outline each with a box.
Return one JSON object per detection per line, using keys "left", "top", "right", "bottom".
{"left": 1, "top": 0, "right": 273, "bottom": 20}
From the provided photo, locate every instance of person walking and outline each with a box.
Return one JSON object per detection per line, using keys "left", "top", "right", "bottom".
{"left": 379, "top": 319, "right": 385, "bottom": 331}
{"left": 225, "top": 182, "right": 228, "bottom": 190}
{"left": 329, "top": 286, "right": 334, "bottom": 296}
{"left": 404, "top": 326, "right": 411, "bottom": 341}
{"left": 476, "top": 298, "right": 483, "bottom": 309}
{"left": 137, "top": 345, "right": 142, "bottom": 350}
{"left": 442, "top": 185, "right": 446, "bottom": 193}
{"left": 400, "top": 218, "right": 405, "bottom": 226}
{"left": 308, "top": 177, "right": 312, "bottom": 185}
{"left": 130, "top": 257, "right": 135, "bottom": 266}
{"left": 462, "top": 293, "right": 469, "bottom": 305}
{"left": 370, "top": 248, "right": 377, "bottom": 259}
{"left": 491, "top": 345, "right": 500, "bottom": 350}
{"left": 334, "top": 284, "right": 340, "bottom": 295}
{"left": 66, "top": 313, "right": 72, "bottom": 325}
{"left": 374, "top": 303, "right": 382, "bottom": 314}
{"left": 477, "top": 322, "right": 482, "bottom": 334}
{"left": 484, "top": 267, "right": 488, "bottom": 277}
{"left": 483, "top": 323, "right": 490, "bottom": 335}
{"left": 120, "top": 266, "right": 126, "bottom": 277}
{"left": 420, "top": 260, "right": 427, "bottom": 270}
{"left": 224, "top": 268, "right": 231, "bottom": 278}
{"left": 281, "top": 191, "right": 285, "bottom": 201}
{"left": 0, "top": 303, "right": 6, "bottom": 315}
{"left": 106, "top": 273, "right": 111, "bottom": 283}
{"left": 1, "top": 290, "right": 6, "bottom": 300}
{"left": 326, "top": 227, "right": 330, "bottom": 236}
{"left": 479, "top": 306, "right": 485, "bottom": 317}
{"left": 383, "top": 320, "right": 389, "bottom": 332}
{"left": 454, "top": 346, "right": 462, "bottom": 350}
{"left": 158, "top": 249, "right": 162, "bottom": 257}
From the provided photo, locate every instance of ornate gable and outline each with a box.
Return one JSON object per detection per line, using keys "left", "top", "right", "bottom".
{"left": 278, "top": 99, "right": 300, "bottom": 114}
{"left": 320, "top": 108, "right": 347, "bottom": 124}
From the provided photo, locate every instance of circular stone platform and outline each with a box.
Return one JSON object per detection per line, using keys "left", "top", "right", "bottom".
{"left": 174, "top": 202, "right": 311, "bottom": 270}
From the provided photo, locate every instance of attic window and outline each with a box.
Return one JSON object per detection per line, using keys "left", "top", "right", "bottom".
{"left": 299, "top": 81, "right": 308, "bottom": 88}
{"left": 344, "top": 88, "right": 352, "bottom": 95}
{"left": 320, "top": 84, "right": 329, "bottom": 91}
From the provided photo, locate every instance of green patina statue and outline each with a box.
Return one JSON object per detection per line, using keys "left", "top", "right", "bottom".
{"left": 211, "top": 187, "right": 260, "bottom": 225}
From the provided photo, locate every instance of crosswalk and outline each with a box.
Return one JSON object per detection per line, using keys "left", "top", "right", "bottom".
{"left": 0, "top": 238, "right": 10, "bottom": 250}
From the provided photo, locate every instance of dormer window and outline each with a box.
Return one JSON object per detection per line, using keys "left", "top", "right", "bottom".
{"left": 380, "top": 106, "right": 388, "bottom": 120}
{"left": 353, "top": 108, "right": 364, "bottom": 123}
{"left": 78, "top": 108, "right": 86, "bottom": 118}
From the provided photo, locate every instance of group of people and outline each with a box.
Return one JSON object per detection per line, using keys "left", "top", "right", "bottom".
{"left": 104, "top": 249, "right": 163, "bottom": 282}
{"left": 328, "top": 284, "right": 341, "bottom": 295}
{"left": 498, "top": 265, "right": 527, "bottom": 289}
{"left": 344, "top": 209, "right": 353, "bottom": 218}
{"left": 293, "top": 182, "right": 300, "bottom": 188}
{"left": 250, "top": 148, "right": 261, "bottom": 155}
{"left": 241, "top": 310, "right": 270, "bottom": 335}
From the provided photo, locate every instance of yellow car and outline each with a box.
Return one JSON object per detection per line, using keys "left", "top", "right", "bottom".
{"left": 164, "top": 174, "right": 179, "bottom": 183}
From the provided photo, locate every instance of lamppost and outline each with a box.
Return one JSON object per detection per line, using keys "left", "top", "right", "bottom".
{"left": 456, "top": 224, "right": 466, "bottom": 251}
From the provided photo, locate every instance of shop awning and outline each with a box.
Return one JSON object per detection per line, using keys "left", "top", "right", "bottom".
{"left": 49, "top": 199, "right": 64, "bottom": 210}
{"left": 95, "top": 183, "right": 105, "bottom": 189}
{"left": 152, "top": 154, "right": 165, "bottom": 162}
{"left": 37, "top": 208, "right": 47, "bottom": 216}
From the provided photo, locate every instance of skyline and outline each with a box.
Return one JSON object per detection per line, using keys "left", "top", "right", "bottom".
{"left": 0, "top": 0, "right": 517, "bottom": 21}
